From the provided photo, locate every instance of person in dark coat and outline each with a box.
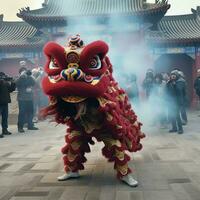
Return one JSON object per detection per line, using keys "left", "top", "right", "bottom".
{"left": 32, "top": 67, "right": 48, "bottom": 122}
{"left": 126, "top": 74, "right": 139, "bottom": 107}
{"left": 152, "top": 73, "right": 166, "bottom": 128}
{"left": 0, "top": 72, "right": 16, "bottom": 138}
{"left": 16, "top": 62, "right": 38, "bottom": 133}
{"left": 194, "top": 69, "right": 200, "bottom": 110}
{"left": 142, "top": 69, "right": 154, "bottom": 99}
{"left": 162, "top": 73, "right": 171, "bottom": 124}
{"left": 177, "top": 70, "right": 188, "bottom": 125}
{"left": 166, "top": 70, "right": 183, "bottom": 134}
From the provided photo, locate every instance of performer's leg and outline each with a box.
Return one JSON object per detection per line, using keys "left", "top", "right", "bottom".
{"left": 58, "top": 129, "right": 90, "bottom": 181}
{"left": 99, "top": 135, "right": 138, "bottom": 187}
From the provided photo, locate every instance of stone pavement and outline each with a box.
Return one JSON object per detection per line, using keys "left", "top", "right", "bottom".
{"left": 0, "top": 112, "right": 200, "bottom": 200}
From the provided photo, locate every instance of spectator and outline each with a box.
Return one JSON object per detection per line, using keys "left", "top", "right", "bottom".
{"left": 125, "top": 74, "right": 139, "bottom": 107}
{"left": 16, "top": 61, "right": 38, "bottom": 133}
{"left": 0, "top": 72, "right": 16, "bottom": 138}
{"left": 32, "top": 67, "right": 48, "bottom": 122}
{"left": 166, "top": 70, "right": 183, "bottom": 134}
{"left": 177, "top": 70, "right": 188, "bottom": 125}
{"left": 142, "top": 69, "right": 154, "bottom": 99}
{"left": 151, "top": 73, "right": 166, "bottom": 128}
{"left": 194, "top": 69, "right": 200, "bottom": 110}
{"left": 163, "top": 73, "right": 170, "bottom": 83}
{"left": 162, "top": 73, "right": 171, "bottom": 125}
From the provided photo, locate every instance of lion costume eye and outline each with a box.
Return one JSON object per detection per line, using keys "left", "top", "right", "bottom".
{"left": 89, "top": 55, "right": 101, "bottom": 70}
{"left": 49, "top": 59, "right": 59, "bottom": 69}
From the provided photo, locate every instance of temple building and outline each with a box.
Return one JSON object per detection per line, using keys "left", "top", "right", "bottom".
{"left": 0, "top": 0, "right": 200, "bottom": 105}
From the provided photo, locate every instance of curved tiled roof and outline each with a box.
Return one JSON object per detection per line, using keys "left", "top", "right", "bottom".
{"left": 147, "top": 10, "right": 200, "bottom": 44}
{"left": 0, "top": 20, "right": 45, "bottom": 48}
{"left": 17, "top": 0, "right": 170, "bottom": 20}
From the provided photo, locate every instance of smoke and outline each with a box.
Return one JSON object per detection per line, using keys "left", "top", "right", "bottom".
{"left": 52, "top": 1, "right": 173, "bottom": 128}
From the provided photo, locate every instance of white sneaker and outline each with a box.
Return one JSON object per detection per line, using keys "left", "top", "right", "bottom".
{"left": 57, "top": 172, "right": 80, "bottom": 181}
{"left": 121, "top": 174, "right": 138, "bottom": 187}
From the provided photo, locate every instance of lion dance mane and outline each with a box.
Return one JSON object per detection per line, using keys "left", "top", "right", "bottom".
{"left": 41, "top": 34, "right": 145, "bottom": 178}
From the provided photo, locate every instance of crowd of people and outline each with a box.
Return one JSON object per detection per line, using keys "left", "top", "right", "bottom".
{"left": 0, "top": 60, "right": 48, "bottom": 138}
{"left": 126, "top": 68, "right": 200, "bottom": 134}
{"left": 1, "top": 61, "right": 200, "bottom": 138}
{"left": 142, "top": 69, "right": 188, "bottom": 134}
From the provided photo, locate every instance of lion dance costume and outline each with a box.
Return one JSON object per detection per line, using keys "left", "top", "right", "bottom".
{"left": 41, "top": 34, "right": 145, "bottom": 186}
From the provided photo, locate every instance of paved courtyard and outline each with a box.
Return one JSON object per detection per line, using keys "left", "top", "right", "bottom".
{"left": 0, "top": 112, "right": 200, "bottom": 200}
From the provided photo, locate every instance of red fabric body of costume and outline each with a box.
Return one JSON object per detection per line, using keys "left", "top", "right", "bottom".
{"left": 41, "top": 39, "right": 145, "bottom": 178}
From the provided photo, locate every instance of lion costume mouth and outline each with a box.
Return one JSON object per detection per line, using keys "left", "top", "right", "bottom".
{"left": 61, "top": 96, "right": 87, "bottom": 103}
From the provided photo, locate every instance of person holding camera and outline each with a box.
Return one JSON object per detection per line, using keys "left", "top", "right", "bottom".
{"left": 16, "top": 61, "right": 39, "bottom": 133}
{"left": 0, "top": 72, "right": 16, "bottom": 138}
{"left": 32, "top": 67, "right": 48, "bottom": 122}
{"left": 142, "top": 69, "right": 155, "bottom": 99}
{"left": 125, "top": 73, "right": 139, "bottom": 106}
{"left": 194, "top": 69, "right": 200, "bottom": 111}
{"left": 166, "top": 70, "right": 184, "bottom": 134}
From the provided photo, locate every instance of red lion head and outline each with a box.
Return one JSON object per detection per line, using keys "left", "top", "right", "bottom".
{"left": 42, "top": 35, "right": 112, "bottom": 100}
